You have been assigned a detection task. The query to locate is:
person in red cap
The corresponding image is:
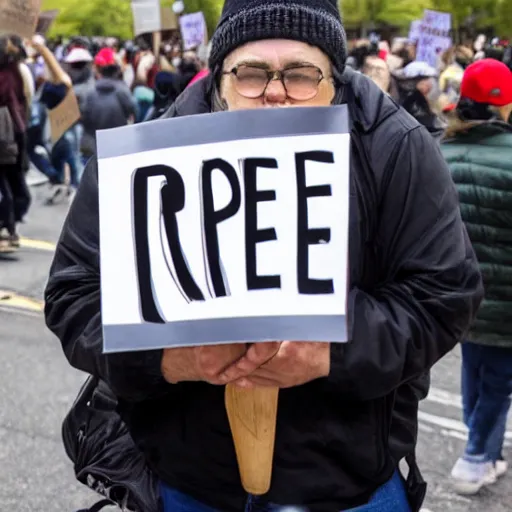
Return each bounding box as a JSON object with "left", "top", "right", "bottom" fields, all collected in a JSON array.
[
  {"left": 441, "top": 58, "right": 512, "bottom": 495},
  {"left": 93, "top": 47, "right": 117, "bottom": 69},
  {"left": 80, "top": 47, "right": 136, "bottom": 161}
]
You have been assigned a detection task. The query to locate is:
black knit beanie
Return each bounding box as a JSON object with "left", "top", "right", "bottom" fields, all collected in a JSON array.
[{"left": 209, "top": 0, "right": 347, "bottom": 73}]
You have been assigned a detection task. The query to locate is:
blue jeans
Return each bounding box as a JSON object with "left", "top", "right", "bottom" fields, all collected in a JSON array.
[
  {"left": 160, "top": 470, "right": 410, "bottom": 512},
  {"left": 51, "top": 127, "right": 83, "bottom": 188},
  {"left": 462, "top": 342, "right": 512, "bottom": 461},
  {"left": 26, "top": 126, "right": 61, "bottom": 184}
]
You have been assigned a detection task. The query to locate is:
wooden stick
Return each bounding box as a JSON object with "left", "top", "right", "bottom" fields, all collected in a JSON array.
[{"left": 225, "top": 384, "right": 279, "bottom": 495}]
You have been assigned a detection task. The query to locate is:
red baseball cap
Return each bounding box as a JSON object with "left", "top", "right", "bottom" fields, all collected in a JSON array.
[
  {"left": 94, "top": 47, "right": 116, "bottom": 67},
  {"left": 460, "top": 58, "right": 512, "bottom": 106}
]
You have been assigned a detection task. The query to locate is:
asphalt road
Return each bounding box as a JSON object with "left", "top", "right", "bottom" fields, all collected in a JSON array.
[{"left": 0, "top": 173, "right": 510, "bottom": 511}]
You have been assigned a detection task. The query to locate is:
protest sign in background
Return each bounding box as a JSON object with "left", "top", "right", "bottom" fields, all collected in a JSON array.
[
  {"left": 408, "top": 20, "right": 422, "bottom": 42},
  {"left": 416, "top": 9, "right": 452, "bottom": 68},
  {"left": 131, "top": 0, "right": 177, "bottom": 36},
  {"left": 179, "top": 11, "right": 207, "bottom": 51},
  {"left": 36, "top": 9, "right": 59, "bottom": 36},
  {"left": 131, "top": 0, "right": 160, "bottom": 36},
  {"left": 0, "top": 0, "right": 42, "bottom": 39},
  {"left": 97, "top": 107, "right": 351, "bottom": 353},
  {"left": 48, "top": 90, "right": 81, "bottom": 144}
]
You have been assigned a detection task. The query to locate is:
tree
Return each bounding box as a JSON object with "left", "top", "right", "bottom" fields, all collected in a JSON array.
[
  {"left": 43, "top": 0, "right": 133, "bottom": 38},
  {"left": 340, "top": 0, "right": 432, "bottom": 32},
  {"left": 429, "top": 0, "right": 512, "bottom": 35},
  {"left": 493, "top": 0, "right": 512, "bottom": 37},
  {"left": 44, "top": 0, "right": 224, "bottom": 40}
]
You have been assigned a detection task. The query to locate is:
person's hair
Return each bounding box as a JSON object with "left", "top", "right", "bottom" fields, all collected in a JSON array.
[
  {"left": 98, "top": 64, "right": 121, "bottom": 79},
  {"left": 69, "top": 61, "right": 90, "bottom": 71},
  {"left": 444, "top": 97, "right": 500, "bottom": 138},
  {"left": 395, "top": 48, "right": 413, "bottom": 67},
  {"left": 347, "top": 43, "right": 378, "bottom": 71},
  {"left": 484, "top": 47, "right": 504, "bottom": 62},
  {"left": 0, "top": 35, "right": 23, "bottom": 67},
  {"left": 456, "top": 97, "right": 497, "bottom": 121}
]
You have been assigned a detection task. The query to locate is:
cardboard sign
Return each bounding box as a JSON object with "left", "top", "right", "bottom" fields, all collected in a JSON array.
[
  {"left": 0, "top": 0, "right": 42, "bottom": 39},
  {"left": 36, "top": 9, "right": 59, "bottom": 35},
  {"left": 97, "top": 107, "right": 351, "bottom": 353},
  {"left": 416, "top": 9, "right": 452, "bottom": 67},
  {"left": 180, "top": 11, "right": 207, "bottom": 51},
  {"left": 48, "top": 89, "right": 80, "bottom": 144},
  {"left": 160, "top": 5, "right": 178, "bottom": 31}
]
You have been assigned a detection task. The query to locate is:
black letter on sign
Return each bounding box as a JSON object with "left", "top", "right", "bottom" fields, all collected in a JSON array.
[
  {"left": 133, "top": 165, "right": 204, "bottom": 324},
  {"left": 244, "top": 158, "right": 281, "bottom": 290},
  {"left": 295, "top": 151, "right": 335, "bottom": 295},
  {"left": 201, "top": 158, "right": 241, "bottom": 298}
]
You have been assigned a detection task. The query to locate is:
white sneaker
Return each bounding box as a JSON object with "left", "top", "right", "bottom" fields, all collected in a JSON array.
[
  {"left": 495, "top": 459, "right": 508, "bottom": 478},
  {"left": 451, "top": 457, "right": 497, "bottom": 495}
]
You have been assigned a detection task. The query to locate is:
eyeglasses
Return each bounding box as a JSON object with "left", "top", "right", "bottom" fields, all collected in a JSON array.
[{"left": 222, "top": 64, "right": 326, "bottom": 101}]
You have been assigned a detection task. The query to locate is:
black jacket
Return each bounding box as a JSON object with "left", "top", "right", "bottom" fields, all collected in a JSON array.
[
  {"left": 81, "top": 78, "right": 136, "bottom": 156},
  {"left": 45, "top": 71, "right": 483, "bottom": 512}
]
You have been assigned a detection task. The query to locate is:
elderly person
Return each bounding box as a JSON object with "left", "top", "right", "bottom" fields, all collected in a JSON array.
[{"left": 45, "top": 1, "right": 483, "bottom": 511}]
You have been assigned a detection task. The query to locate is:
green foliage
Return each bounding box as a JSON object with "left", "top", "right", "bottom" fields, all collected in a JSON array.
[
  {"left": 43, "top": 0, "right": 224, "bottom": 40},
  {"left": 43, "top": 0, "right": 133, "bottom": 39},
  {"left": 339, "top": 0, "right": 432, "bottom": 27},
  {"left": 41, "top": 0, "right": 511, "bottom": 40}
]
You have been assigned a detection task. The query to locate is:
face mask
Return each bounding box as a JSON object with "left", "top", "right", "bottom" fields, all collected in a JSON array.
[{"left": 172, "top": 57, "right": 182, "bottom": 68}]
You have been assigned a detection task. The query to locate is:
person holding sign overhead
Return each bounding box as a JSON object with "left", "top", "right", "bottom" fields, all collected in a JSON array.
[{"left": 45, "top": 1, "right": 483, "bottom": 511}]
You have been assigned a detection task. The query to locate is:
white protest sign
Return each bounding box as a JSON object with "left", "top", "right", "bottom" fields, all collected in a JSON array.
[
  {"left": 131, "top": 0, "right": 160, "bottom": 36},
  {"left": 97, "top": 108, "right": 350, "bottom": 353},
  {"left": 416, "top": 9, "right": 452, "bottom": 68},
  {"left": 179, "top": 11, "right": 207, "bottom": 50},
  {"left": 408, "top": 20, "right": 422, "bottom": 42}
]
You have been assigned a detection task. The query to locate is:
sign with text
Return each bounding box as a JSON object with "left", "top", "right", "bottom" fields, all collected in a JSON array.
[
  {"left": 48, "top": 89, "right": 81, "bottom": 144},
  {"left": 416, "top": 9, "right": 452, "bottom": 68},
  {"left": 131, "top": 0, "right": 160, "bottom": 36},
  {"left": 180, "top": 11, "right": 207, "bottom": 51},
  {"left": 97, "top": 108, "right": 351, "bottom": 353},
  {"left": 0, "top": 0, "right": 42, "bottom": 39},
  {"left": 408, "top": 20, "right": 422, "bottom": 42}
]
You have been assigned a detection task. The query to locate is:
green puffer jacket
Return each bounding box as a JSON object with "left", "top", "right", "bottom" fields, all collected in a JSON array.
[{"left": 442, "top": 121, "right": 512, "bottom": 348}]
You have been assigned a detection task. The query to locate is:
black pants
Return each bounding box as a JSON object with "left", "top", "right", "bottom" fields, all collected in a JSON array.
[{"left": 0, "top": 132, "right": 31, "bottom": 234}]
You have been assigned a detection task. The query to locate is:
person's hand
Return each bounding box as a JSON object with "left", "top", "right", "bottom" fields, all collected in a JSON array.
[
  {"left": 227, "top": 342, "right": 331, "bottom": 389},
  {"left": 161, "top": 344, "right": 247, "bottom": 384},
  {"left": 32, "top": 34, "right": 46, "bottom": 50}
]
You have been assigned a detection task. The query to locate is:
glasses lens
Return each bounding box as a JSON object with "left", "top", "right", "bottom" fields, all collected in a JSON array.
[
  {"left": 283, "top": 67, "right": 322, "bottom": 100},
  {"left": 234, "top": 66, "right": 269, "bottom": 98}
]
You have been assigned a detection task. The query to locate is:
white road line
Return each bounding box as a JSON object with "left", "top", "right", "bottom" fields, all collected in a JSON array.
[
  {"left": 418, "top": 410, "right": 512, "bottom": 442},
  {"left": 426, "top": 387, "right": 462, "bottom": 409}
]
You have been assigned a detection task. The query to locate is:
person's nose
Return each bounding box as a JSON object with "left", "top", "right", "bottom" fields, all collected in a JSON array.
[{"left": 264, "top": 78, "right": 287, "bottom": 104}]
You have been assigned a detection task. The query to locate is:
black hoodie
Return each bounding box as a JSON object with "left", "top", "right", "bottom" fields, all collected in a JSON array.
[{"left": 45, "top": 71, "right": 483, "bottom": 512}]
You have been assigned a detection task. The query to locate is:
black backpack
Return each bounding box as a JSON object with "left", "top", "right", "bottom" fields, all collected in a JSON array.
[
  {"left": 62, "top": 376, "right": 161, "bottom": 512},
  {"left": 0, "top": 105, "right": 18, "bottom": 165}
]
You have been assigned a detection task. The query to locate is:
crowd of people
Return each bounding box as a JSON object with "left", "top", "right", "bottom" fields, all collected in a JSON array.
[
  {"left": 1, "top": 5, "right": 512, "bottom": 509},
  {"left": 350, "top": 34, "right": 512, "bottom": 496},
  {"left": 0, "top": 33, "right": 210, "bottom": 253}
]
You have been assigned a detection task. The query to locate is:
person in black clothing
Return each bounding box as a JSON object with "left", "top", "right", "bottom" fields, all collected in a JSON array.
[
  {"left": 44, "top": 1, "right": 483, "bottom": 511},
  {"left": 0, "top": 35, "right": 31, "bottom": 252}
]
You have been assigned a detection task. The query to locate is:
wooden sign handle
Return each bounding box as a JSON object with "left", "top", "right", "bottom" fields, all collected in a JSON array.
[{"left": 225, "top": 384, "right": 279, "bottom": 495}]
